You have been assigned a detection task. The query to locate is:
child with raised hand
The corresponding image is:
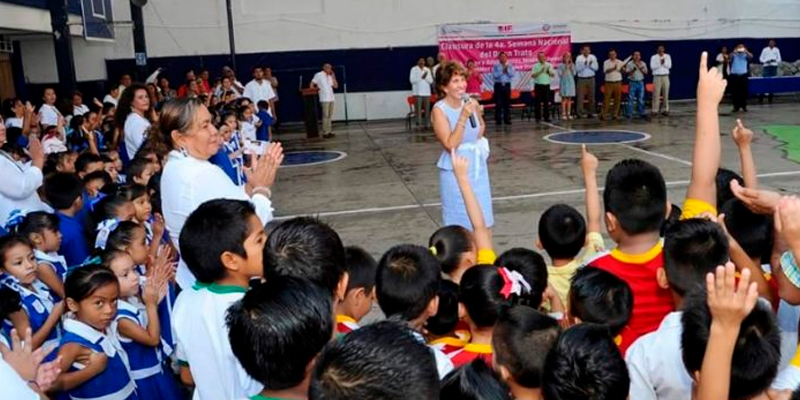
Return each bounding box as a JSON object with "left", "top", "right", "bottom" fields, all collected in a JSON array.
[
  {"left": 448, "top": 265, "right": 530, "bottom": 368},
  {"left": 492, "top": 305, "right": 561, "bottom": 400},
  {"left": 428, "top": 151, "right": 496, "bottom": 284},
  {"left": 335, "top": 246, "right": 377, "bottom": 335},
  {"left": 16, "top": 211, "right": 68, "bottom": 299},
  {"left": 0, "top": 235, "right": 65, "bottom": 360},
  {"left": 55, "top": 265, "right": 139, "bottom": 400},
  {"left": 626, "top": 218, "right": 730, "bottom": 400},
  {"left": 104, "top": 249, "right": 182, "bottom": 400},
  {"left": 687, "top": 263, "right": 778, "bottom": 400},
  {"left": 540, "top": 145, "right": 605, "bottom": 308}
]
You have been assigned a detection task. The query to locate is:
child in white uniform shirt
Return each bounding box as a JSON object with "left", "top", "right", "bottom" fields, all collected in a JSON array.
[
  {"left": 172, "top": 199, "right": 266, "bottom": 400},
  {"left": 626, "top": 219, "right": 729, "bottom": 400}
]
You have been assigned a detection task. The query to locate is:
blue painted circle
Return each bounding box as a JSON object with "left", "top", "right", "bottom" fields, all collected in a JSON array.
[
  {"left": 544, "top": 130, "right": 650, "bottom": 145},
  {"left": 281, "top": 151, "right": 347, "bottom": 167}
]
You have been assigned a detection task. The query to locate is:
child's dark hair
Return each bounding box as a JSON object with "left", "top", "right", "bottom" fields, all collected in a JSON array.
[
  {"left": 126, "top": 157, "right": 151, "bottom": 180},
  {"left": 227, "top": 276, "right": 333, "bottom": 391},
  {"left": 180, "top": 199, "right": 256, "bottom": 283},
  {"left": 344, "top": 246, "right": 377, "bottom": 293},
  {"left": 538, "top": 204, "right": 586, "bottom": 260},
  {"left": 119, "top": 184, "right": 148, "bottom": 203},
  {"left": 309, "top": 321, "right": 439, "bottom": 400},
  {"left": 603, "top": 159, "right": 667, "bottom": 235},
  {"left": 44, "top": 151, "right": 71, "bottom": 175},
  {"left": 375, "top": 244, "right": 441, "bottom": 320},
  {"left": 0, "top": 235, "right": 33, "bottom": 267},
  {"left": 681, "top": 290, "right": 780, "bottom": 400},
  {"left": 147, "top": 173, "right": 162, "bottom": 214},
  {"left": 568, "top": 266, "right": 633, "bottom": 336},
  {"left": 44, "top": 172, "right": 84, "bottom": 210},
  {"left": 0, "top": 287, "right": 22, "bottom": 321},
  {"left": 664, "top": 219, "right": 729, "bottom": 297},
  {"left": 257, "top": 100, "right": 270, "bottom": 110},
  {"left": 264, "top": 217, "right": 346, "bottom": 295},
  {"left": 75, "top": 152, "right": 103, "bottom": 174},
  {"left": 64, "top": 264, "right": 119, "bottom": 303},
  {"left": 86, "top": 193, "right": 133, "bottom": 242},
  {"left": 16, "top": 211, "right": 60, "bottom": 240},
  {"left": 493, "top": 305, "right": 561, "bottom": 389},
  {"left": 719, "top": 199, "right": 773, "bottom": 262},
  {"left": 105, "top": 221, "right": 143, "bottom": 252},
  {"left": 460, "top": 265, "right": 522, "bottom": 328},
  {"left": 440, "top": 359, "right": 512, "bottom": 400},
  {"left": 425, "top": 279, "right": 460, "bottom": 336},
  {"left": 495, "top": 248, "right": 547, "bottom": 307},
  {"left": 83, "top": 170, "right": 112, "bottom": 188},
  {"left": 429, "top": 225, "right": 473, "bottom": 275},
  {"left": 660, "top": 203, "right": 682, "bottom": 237},
  {"left": 542, "top": 324, "right": 630, "bottom": 400},
  {"left": 716, "top": 168, "right": 744, "bottom": 210},
  {"left": 100, "top": 248, "right": 131, "bottom": 269}
]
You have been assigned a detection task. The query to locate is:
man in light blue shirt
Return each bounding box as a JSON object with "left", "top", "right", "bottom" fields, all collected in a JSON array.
[
  {"left": 492, "top": 52, "right": 516, "bottom": 125},
  {"left": 729, "top": 43, "right": 753, "bottom": 112}
]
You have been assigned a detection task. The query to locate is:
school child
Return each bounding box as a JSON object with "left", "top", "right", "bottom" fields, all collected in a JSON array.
[
  {"left": 335, "top": 246, "right": 377, "bottom": 335},
  {"left": 310, "top": 321, "right": 440, "bottom": 400},
  {"left": 16, "top": 211, "right": 68, "bottom": 299},
  {"left": 55, "top": 265, "right": 139, "bottom": 400},
  {"left": 173, "top": 199, "right": 266, "bottom": 399},
  {"left": 227, "top": 276, "right": 334, "bottom": 400},
  {"left": 0, "top": 235, "right": 64, "bottom": 360},
  {"left": 493, "top": 305, "right": 561, "bottom": 400},
  {"left": 103, "top": 249, "right": 182, "bottom": 400}
]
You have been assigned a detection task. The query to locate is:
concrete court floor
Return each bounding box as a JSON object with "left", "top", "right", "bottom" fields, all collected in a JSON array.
[{"left": 269, "top": 101, "right": 800, "bottom": 261}]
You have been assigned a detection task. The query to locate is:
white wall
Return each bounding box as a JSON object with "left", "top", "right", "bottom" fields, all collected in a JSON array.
[{"left": 131, "top": 0, "right": 800, "bottom": 58}]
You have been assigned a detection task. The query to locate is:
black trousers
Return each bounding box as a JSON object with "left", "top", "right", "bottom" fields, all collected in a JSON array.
[
  {"left": 534, "top": 84, "right": 551, "bottom": 121},
  {"left": 730, "top": 74, "right": 749, "bottom": 110},
  {"left": 494, "top": 83, "right": 512, "bottom": 123}
]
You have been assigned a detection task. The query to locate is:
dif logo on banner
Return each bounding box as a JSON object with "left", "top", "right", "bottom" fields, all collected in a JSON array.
[{"left": 438, "top": 23, "right": 572, "bottom": 92}]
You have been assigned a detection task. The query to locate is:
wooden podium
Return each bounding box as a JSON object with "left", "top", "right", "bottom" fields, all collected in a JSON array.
[{"left": 301, "top": 87, "right": 320, "bottom": 138}]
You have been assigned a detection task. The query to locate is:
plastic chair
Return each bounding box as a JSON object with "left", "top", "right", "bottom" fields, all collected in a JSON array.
[{"left": 405, "top": 95, "right": 416, "bottom": 131}]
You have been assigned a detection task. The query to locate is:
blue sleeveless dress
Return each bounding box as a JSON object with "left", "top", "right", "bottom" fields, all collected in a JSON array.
[
  {"left": 435, "top": 100, "right": 494, "bottom": 229},
  {"left": 60, "top": 318, "right": 139, "bottom": 400},
  {"left": 0, "top": 275, "right": 60, "bottom": 362},
  {"left": 34, "top": 249, "right": 68, "bottom": 299},
  {"left": 116, "top": 299, "right": 182, "bottom": 400}
]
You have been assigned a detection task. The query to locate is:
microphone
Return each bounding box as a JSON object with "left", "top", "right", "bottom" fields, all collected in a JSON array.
[{"left": 462, "top": 94, "right": 477, "bottom": 129}]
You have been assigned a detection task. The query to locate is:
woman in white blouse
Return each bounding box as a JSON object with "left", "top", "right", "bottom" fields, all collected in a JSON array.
[
  {"left": 0, "top": 120, "right": 48, "bottom": 226},
  {"left": 115, "top": 83, "right": 153, "bottom": 161},
  {"left": 157, "top": 98, "right": 283, "bottom": 288}
]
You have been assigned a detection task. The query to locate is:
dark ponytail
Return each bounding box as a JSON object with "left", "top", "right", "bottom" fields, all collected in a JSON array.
[{"left": 429, "top": 226, "right": 473, "bottom": 275}]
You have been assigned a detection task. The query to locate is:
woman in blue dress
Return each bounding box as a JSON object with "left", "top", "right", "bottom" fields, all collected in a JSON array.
[
  {"left": 432, "top": 61, "right": 493, "bottom": 232},
  {"left": 558, "top": 52, "right": 577, "bottom": 120}
]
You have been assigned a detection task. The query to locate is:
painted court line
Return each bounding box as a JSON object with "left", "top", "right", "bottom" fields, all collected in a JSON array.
[
  {"left": 618, "top": 144, "right": 693, "bottom": 166},
  {"left": 274, "top": 170, "right": 800, "bottom": 220}
]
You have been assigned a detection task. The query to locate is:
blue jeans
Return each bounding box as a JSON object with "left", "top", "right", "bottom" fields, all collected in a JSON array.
[
  {"left": 627, "top": 81, "right": 646, "bottom": 117},
  {"left": 763, "top": 66, "right": 778, "bottom": 78}
]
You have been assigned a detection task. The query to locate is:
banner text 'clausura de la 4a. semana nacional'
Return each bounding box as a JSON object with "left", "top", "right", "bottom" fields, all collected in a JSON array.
[{"left": 438, "top": 23, "right": 572, "bottom": 92}]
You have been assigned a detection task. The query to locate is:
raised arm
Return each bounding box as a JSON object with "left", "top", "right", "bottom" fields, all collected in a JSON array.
[
  {"left": 451, "top": 150, "right": 492, "bottom": 254},
  {"left": 581, "top": 145, "right": 602, "bottom": 234},
  {"left": 731, "top": 119, "right": 757, "bottom": 189},
  {"left": 696, "top": 264, "right": 759, "bottom": 400},
  {"left": 686, "top": 52, "right": 726, "bottom": 211}
]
